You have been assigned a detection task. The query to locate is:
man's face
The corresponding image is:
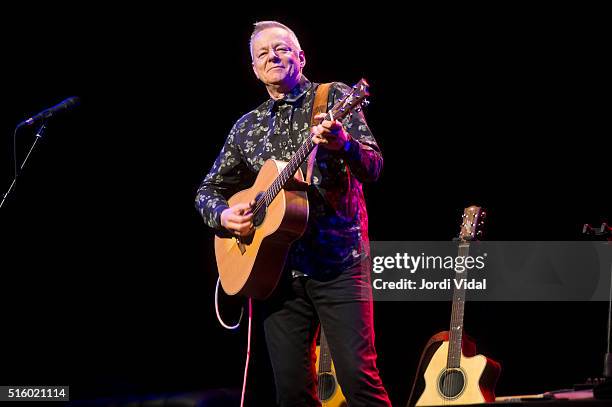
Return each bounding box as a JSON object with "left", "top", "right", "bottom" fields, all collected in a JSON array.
[{"left": 251, "top": 27, "right": 305, "bottom": 90}]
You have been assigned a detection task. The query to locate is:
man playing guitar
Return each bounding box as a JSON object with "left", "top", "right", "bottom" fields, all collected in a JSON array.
[{"left": 195, "top": 21, "right": 390, "bottom": 407}]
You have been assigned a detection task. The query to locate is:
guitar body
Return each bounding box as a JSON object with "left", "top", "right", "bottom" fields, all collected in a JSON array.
[
  {"left": 214, "top": 159, "right": 308, "bottom": 299},
  {"left": 414, "top": 332, "right": 500, "bottom": 406},
  {"left": 315, "top": 345, "right": 347, "bottom": 407}
]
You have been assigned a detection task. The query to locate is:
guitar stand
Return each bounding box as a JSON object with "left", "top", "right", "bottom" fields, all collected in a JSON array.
[{"left": 583, "top": 223, "right": 612, "bottom": 240}]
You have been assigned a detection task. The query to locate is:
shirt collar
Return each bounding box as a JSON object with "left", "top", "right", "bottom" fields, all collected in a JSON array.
[{"left": 268, "top": 76, "right": 312, "bottom": 111}]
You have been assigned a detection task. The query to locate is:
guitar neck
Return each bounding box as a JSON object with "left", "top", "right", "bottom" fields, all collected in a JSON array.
[
  {"left": 447, "top": 242, "right": 470, "bottom": 369},
  {"left": 262, "top": 136, "right": 316, "bottom": 207},
  {"left": 318, "top": 327, "right": 333, "bottom": 374}
]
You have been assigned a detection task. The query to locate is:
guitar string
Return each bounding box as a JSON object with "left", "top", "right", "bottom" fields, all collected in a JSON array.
[
  {"left": 445, "top": 241, "right": 463, "bottom": 403},
  {"left": 318, "top": 327, "right": 321, "bottom": 401},
  {"left": 319, "top": 327, "right": 337, "bottom": 405},
  {"left": 447, "top": 272, "right": 458, "bottom": 404},
  {"left": 448, "top": 244, "right": 464, "bottom": 403},
  {"left": 318, "top": 330, "right": 323, "bottom": 402},
  {"left": 320, "top": 328, "right": 327, "bottom": 403},
  {"left": 325, "top": 332, "right": 331, "bottom": 404},
  {"left": 453, "top": 243, "right": 464, "bottom": 402},
  {"left": 325, "top": 330, "right": 331, "bottom": 403},
  {"left": 459, "top": 242, "right": 471, "bottom": 399},
  {"left": 449, "top": 233, "right": 469, "bottom": 402},
  {"left": 321, "top": 329, "right": 324, "bottom": 402},
  {"left": 447, "top": 252, "right": 459, "bottom": 404},
  {"left": 449, "top": 244, "right": 460, "bottom": 403},
  {"left": 449, "top": 242, "right": 469, "bottom": 402}
]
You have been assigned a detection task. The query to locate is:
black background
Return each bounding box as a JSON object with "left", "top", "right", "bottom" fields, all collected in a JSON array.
[{"left": 1, "top": 5, "right": 609, "bottom": 406}]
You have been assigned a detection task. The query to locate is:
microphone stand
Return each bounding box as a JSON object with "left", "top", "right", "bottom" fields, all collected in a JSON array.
[
  {"left": 589, "top": 263, "right": 612, "bottom": 399},
  {"left": 594, "top": 263, "right": 612, "bottom": 399},
  {"left": 0, "top": 121, "right": 47, "bottom": 210},
  {"left": 605, "top": 262, "right": 612, "bottom": 377},
  {"left": 583, "top": 222, "right": 612, "bottom": 399}
]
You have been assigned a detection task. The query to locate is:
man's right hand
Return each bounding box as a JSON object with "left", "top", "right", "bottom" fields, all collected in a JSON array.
[{"left": 220, "top": 200, "right": 256, "bottom": 236}]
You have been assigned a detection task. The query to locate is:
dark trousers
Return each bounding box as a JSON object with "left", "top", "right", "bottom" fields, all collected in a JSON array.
[{"left": 260, "top": 259, "right": 391, "bottom": 407}]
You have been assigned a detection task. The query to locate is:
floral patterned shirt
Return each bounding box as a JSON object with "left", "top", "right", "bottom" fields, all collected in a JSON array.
[{"left": 195, "top": 77, "right": 382, "bottom": 277}]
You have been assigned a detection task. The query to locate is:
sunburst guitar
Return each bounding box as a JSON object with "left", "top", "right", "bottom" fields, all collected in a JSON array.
[
  {"left": 316, "top": 328, "right": 347, "bottom": 407},
  {"left": 411, "top": 206, "right": 501, "bottom": 406}
]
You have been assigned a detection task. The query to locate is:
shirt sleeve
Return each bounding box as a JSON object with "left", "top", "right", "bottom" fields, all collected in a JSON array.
[
  {"left": 330, "top": 82, "right": 383, "bottom": 183},
  {"left": 194, "top": 123, "right": 252, "bottom": 230}
]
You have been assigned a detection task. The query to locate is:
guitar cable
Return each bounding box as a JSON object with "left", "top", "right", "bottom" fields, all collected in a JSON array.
[
  {"left": 214, "top": 277, "right": 244, "bottom": 330},
  {"left": 214, "top": 277, "right": 252, "bottom": 407}
]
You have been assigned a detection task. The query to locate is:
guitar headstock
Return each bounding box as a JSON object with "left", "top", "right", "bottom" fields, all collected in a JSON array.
[
  {"left": 329, "top": 78, "right": 370, "bottom": 121},
  {"left": 458, "top": 205, "right": 486, "bottom": 241}
]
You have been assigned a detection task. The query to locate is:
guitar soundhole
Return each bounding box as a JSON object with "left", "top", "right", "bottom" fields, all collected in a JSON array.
[
  {"left": 318, "top": 373, "right": 337, "bottom": 401},
  {"left": 252, "top": 192, "right": 266, "bottom": 227},
  {"left": 438, "top": 368, "right": 465, "bottom": 399}
]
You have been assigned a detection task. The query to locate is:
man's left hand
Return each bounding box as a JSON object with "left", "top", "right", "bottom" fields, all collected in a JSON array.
[{"left": 311, "top": 112, "right": 350, "bottom": 151}]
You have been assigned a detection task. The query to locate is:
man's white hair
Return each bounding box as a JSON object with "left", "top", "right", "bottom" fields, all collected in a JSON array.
[{"left": 249, "top": 21, "right": 301, "bottom": 60}]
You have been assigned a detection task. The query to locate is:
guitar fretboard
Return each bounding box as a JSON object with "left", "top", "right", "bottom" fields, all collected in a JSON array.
[
  {"left": 447, "top": 242, "right": 470, "bottom": 369},
  {"left": 263, "top": 133, "right": 317, "bottom": 206},
  {"left": 318, "top": 327, "right": 333, "bottom": 374}
]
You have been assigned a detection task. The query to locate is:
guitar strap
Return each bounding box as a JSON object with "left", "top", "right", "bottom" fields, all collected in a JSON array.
[{"left": 305, "top": 82, "right": 332, "bottom": 185}]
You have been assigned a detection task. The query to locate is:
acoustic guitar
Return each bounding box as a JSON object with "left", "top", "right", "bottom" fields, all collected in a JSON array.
[
  {"left": 411, "top": 205, "right": 501, "bottom": 406},
  {"left": 214, "top": 79, "right": 370, "bottom": 299},
  {"left": 316, "top": 328, "right": 347, "bottom": 406}
]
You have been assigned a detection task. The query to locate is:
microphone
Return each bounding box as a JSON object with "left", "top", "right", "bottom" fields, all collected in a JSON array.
[{"left": 17, "top": 96, "right": 80, "bottom": 128}]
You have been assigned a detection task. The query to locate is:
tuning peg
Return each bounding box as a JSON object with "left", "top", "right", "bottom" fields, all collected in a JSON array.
[{"left": 363, "top": 99, "right": 370, "bottom": 106}]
